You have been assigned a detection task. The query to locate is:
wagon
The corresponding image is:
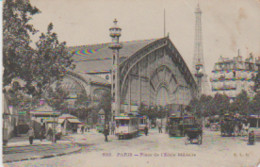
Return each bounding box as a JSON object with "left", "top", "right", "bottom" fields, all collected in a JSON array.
[{"left": 185, "top": 127, "right": 203, "bottom": 145}]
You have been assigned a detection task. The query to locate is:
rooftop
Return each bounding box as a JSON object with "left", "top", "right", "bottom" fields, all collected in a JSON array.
[{"left": 68, "top": 39, "right": 159, "bottom": 73}]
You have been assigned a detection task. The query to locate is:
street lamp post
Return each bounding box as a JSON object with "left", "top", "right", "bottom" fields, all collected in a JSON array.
[
  {"left": 255, "top": 59, "right": 260, "bottom": 128},
  {"left": 195, "top": 64, "right": 204, "bottom": 98},
  {"left": 52, "top": 115, "right": 56, "bottom": 143},
  {"left": 109, "top": 19, "right": 122, "bottom": 122},
  {"left": 195, "top": 64, "right": 204, "bottom": 118}
]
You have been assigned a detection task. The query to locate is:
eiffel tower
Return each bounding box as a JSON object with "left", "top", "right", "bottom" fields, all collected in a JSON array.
[{"left": 193, "top": 3, "right": 210, "bottom": 95}]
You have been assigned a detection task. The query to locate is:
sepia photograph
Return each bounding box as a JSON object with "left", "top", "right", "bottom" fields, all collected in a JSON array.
[{"left": 1, "top": 0, "right": 260, "bottom": 166}]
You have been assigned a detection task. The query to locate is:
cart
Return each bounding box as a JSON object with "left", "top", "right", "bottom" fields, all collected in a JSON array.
[{"left": 185, "top": 127, "right": 203, "bottom": 145}]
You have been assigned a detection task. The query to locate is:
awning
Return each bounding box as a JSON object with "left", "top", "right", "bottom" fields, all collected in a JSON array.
[
  {"left": 58, "top": 119, "right": 65, "bottom": 124},
  {"left": 58, "top": 114, "right": 77, "bottom": 119},
  {"left": 68, "top": 118, "right": 81, "bottom": 124}
]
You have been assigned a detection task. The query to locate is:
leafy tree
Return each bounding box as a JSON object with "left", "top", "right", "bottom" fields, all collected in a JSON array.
[
  {"left": 230, "top": 90, "right": 249, "bottom": 115},
  {"left": 5, "top": 82, "right": 39, "bottom": 116},
  {"left": 157, "top": 105, "right": 167, "bottom": 119},
  {"left": 46, "top": 82, "right": 69, "bottom": 113},
  {"left": 188, "top": 97, "right": 200, "bottom": 116},
  {"left": 32, "top": 23, "right": 74, "bottom": 96},
  {"left": 3, "top": 0, "right": 39, "bottom": 88},
  {"left": 249, "top": 92, "right": 260, "bottom": 115},
  {"left": 188, "top": 94, "right": 229, "bottom": 117},
  {"left": 74, "top": 91, "right": 91, "bottom": 121},
  {"left": 199, "top": 95, "right": 214, "bottom": 117},
  {"left": 3, "top": 0, "right": 74, "bottom": 98},
  {"left": 98, "top": 91, "right": 112, "bottom": 123},
  {"left": 138, "top": 102, "right": 148, "bottom": 116},
  {"left": 211, "top": 93, "right": 230, "bottom": 115}
]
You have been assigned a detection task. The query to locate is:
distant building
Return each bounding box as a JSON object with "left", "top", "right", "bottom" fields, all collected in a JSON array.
[{"left": 210, "top": 52, "right": 259, "bottom": 100}]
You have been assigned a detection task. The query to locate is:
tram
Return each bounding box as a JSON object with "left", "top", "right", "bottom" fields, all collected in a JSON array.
[
  {"left": 168, "top": 114, "right": 199, "bottom": 137},
  {"left": 30, "top": 110, "right": 60, "bottom": 139},
  {"left": 138, "top": 115, "right": 148, "bottom": 131},
  {"left": 168, "top": 115, "right": 183, "bottom": 136},
  {"left": 115, "top": 113, "right": 139, "bottom": 139},
  {"left": 220, "top": 114, "right": 234, "bottom": 136}
]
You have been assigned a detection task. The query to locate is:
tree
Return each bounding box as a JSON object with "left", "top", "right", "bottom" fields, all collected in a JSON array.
[
  {"left": 210, "top": 93, "right": 230, "bottom": 115},
  {"left": 199, "top": 95, "right": 214, "bottom": 117},
  {"left": 188, "top": 93, "right": 229, "bottom": 117},
  {"left": 98, "top": 91, "right": 112, "bottom": 123},
  {"left": 74, "top": 91, "right": 91, "bottom": 121},
  {"left": 249, "top": 92, "right": 260, "bottom": 115},
  {"left": 3, "top": 0, "right": 39, "bottom": 88},
  {"left": 3, "top": 0, "right": 74, "bottom": 98},
  {"left": 157, "top": 105, "right": 167, "bottom": 119},
  {"left": 138, "top": 102, "right": 148, "bottom": 116},
  {"left": 5, "top": 82, "right": 39, "bottom": 116},
  {"left": 188, "top": 97, "right": 200, "bottom": 116},
  {"left": 46, "top": 83, "right": 69, "bottom": 113},
  {"left": 230, "top": 90, "right": 249, "bottom": 115},
  {"left": 188, "top": 95, "right": 213, "bottom": 117},
  {"left": 32, "top": 23, "right": 74, "bottom": 96}
]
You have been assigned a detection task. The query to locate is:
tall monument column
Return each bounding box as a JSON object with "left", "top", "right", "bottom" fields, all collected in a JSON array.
[{"left": 109, "top": 19, "right": 122, "bottom": 120}]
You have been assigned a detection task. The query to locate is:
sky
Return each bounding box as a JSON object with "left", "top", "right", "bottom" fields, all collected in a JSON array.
[{"left": 29, "top": 0, "right": 260, "bottom": 78}]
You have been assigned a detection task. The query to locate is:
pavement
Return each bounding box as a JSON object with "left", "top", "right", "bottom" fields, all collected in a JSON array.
[
  {"left": 3, "top": 128, "right": 260, "bottom": 167},
  {"left": 2, "top": 134, "right": 82, "bottom": 163}
]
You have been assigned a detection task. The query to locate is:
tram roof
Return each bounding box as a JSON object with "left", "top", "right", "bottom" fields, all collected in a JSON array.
[
  {"left": 115, "top": 115, "right": 138, "bottom": 120},
  {"left": 115, "top": 116, "right": 131, "bottom": 120},
  {"left": 68, "top": 38, "right": 159, "bottom": 74}
]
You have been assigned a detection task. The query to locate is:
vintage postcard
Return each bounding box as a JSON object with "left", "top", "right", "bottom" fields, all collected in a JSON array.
[{"left": 2, "top": 0, "right": 260, "bottom": 167}]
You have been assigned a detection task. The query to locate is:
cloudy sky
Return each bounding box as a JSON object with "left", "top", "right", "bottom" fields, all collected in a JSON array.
[{"left": 30, "top": 0, "right": 260, "bottom": 77}]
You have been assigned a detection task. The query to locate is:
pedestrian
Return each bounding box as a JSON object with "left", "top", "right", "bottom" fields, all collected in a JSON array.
[
  {"left": 81, "top": 125, "right": 84, "bottom": 134},
  {"left": 85, "top": 125, "right": 88, "bottom": 132},
  {"left": 158, "top": 124, "right": 162, "bottom": 133},
  {"left": 104, "top": 124, "right": 109, "bottom": 142},
  {"left": 47, "top": 128, "right": 53, "bottom": 141},
  {"left": 39, "top": 130, "right": 43, "bottom": 142},
  {"left": 144, "top": 125, "right": 148, "bottom": 136},
  {"left": 111, "top": 124, "right": 115, "bottom": 135},
  {"left": 40, "top": 123, "right": 45, "bottom": 142},
  {"left": 28, "top": 127, "right": 34, "bottom": 145}
]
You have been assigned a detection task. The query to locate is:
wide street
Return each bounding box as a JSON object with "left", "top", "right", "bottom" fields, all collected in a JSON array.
[{"left": 3, "top": 128, "right": 260, "bottom": 167}]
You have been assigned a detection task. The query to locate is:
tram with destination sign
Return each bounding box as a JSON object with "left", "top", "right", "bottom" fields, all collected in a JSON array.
[
  {"left": 138, "top": 115, "right": 148, "bottom": 131},
  {"left": 168, "top": 114, "right": 197, "bottom": 136},
  {"left": 115, "top": 113, "right": 139, "bottom": 139},
  {"left": 168, "top": 114, "right": 202, "bottom": 134}
]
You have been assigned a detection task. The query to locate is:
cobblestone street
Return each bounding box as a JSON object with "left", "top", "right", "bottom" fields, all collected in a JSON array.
[{"left": 3, "top": 128, "right": 260, "bottom": 167}]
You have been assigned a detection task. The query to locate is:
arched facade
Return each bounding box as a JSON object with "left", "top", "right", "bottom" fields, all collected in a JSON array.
[
  {"left": 119, "top": 37, "right": 197, "bottom": 112},
  {"left": 52, "top": 71, "right": 110, "bottom": 107},
  {"left": 69, "top": 37, "right": 198, "bottom": 113}
]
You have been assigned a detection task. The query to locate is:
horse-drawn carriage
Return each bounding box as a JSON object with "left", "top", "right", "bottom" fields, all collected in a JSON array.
[
  {"left": 220, "top": 114, "right": 246, "bottom": 137},
  {"left": 184, "top": 117, "right": 203, "bottom": 145},
  {"left": 185, "top": 126, "right": 203, "bottom": 145}
]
